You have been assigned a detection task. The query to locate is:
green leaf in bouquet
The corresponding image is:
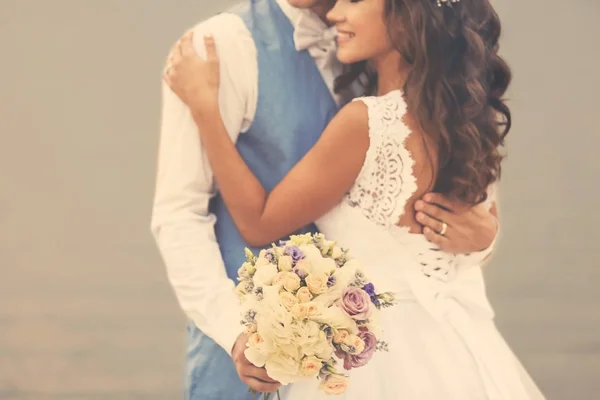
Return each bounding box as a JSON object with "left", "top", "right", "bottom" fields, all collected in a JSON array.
[{"left": 245, "top": 247, "right": 257, "bottom": 265}]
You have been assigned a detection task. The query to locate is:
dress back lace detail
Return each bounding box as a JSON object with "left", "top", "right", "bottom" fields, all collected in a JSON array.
[
  {"left": 345, "top": 90, "right": 463, "bottom": 282},
  {"left": 346, "top": 90, "right": 418, "bottom": 229}
]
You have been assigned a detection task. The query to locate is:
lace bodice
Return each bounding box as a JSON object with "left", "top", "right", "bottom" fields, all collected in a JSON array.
[
  {"left": 317, "top": 90, "right": 493, "bottom": 289},
  {"left": 345, "top": 90, "right": 417, "bottom": 229}
]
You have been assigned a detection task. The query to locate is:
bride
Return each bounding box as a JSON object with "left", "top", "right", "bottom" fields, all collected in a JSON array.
[{"left": 164, "top": 0, "right": 545, "bottom": 398}]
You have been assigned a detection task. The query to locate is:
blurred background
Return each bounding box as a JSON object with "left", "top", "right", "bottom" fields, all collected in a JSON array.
[{"left": 1, "top": 0, "right": 598, "bottom": 399}]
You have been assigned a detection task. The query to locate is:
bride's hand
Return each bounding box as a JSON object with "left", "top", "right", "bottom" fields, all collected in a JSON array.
[{"left": 163, "top": 31, "right": 220, "bottom": 118}]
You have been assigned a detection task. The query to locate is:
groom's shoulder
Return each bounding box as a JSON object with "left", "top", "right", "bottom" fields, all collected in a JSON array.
[
  {"left": 170, "top": 12, "right": 256, "bottom": 68},
  {"left": 188, "top": 12, "right": 251, "bottom": 44}
]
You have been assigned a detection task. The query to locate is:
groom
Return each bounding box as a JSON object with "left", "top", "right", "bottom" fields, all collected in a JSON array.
[{"left": 151, "top": 0, "right": 499, "bottom": 399}]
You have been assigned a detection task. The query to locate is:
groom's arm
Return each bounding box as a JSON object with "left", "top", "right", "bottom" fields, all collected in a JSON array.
[{"left": 151, "top": 16, "right": 257, "bottom": 355}]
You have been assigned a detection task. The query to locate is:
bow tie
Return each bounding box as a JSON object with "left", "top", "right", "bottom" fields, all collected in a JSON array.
[{"left": 293, "top": 12, "right": 337, "bottom": 57}]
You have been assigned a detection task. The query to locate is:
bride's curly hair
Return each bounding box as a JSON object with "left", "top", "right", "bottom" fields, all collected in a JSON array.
[{"left": 335, "top": 0, "right": 511, "bottom": 205}]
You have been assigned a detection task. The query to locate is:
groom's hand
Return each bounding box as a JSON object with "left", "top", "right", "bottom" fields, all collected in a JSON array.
[
  {"left": 232, "top": 333, "right": 282, "bottom": 393},
  {"left": 415, "top": 193, "right": 498, "bottom": 254}
]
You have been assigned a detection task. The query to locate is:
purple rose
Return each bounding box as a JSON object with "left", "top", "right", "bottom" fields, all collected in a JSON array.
[
  {"left": 343, "top": 328, "right": 377, "bottom": 370},
  {"left": 284, "top": 245, "right": 305, "bottom": 265},
  {"left": 340, "top": 287, "right": 372, "bottom": 320}
]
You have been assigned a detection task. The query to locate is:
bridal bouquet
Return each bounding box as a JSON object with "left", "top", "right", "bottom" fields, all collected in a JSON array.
[{"left": 235, "top": 233, "right": 396, "bottom": 397}]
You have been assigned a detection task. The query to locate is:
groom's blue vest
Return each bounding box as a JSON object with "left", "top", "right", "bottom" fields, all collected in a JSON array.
[{"left": 185, "top": 1, "right": 339, "bottom": 399}]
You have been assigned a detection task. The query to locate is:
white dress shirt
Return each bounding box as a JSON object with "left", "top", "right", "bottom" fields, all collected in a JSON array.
[{"left": 151, "top": 1, "right": 341, "bottom": 355}]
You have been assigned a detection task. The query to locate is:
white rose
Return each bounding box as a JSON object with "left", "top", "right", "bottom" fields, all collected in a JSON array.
[
  {"left": 330, "top": 259, "right": 360, "bottom": 289},
  {"left": 300, "top": 244, "right": 323, "bottom": 262},
  {"left": 253, "top": 264, "right": 278, "bottom": 286},
  {"left": 294, "top": 260, "right": 313, "bottom": 277},
  {"left": 305, "top": 273, "right": 329, "bottom": 295},
  {"left": 312, "top": 257, "right": 336, "bottom": 276},
  {"left": 278, "top": 255, "right": 293, "bottom": 272},
  {"left": 245, "top": 347, "right": 268, "bottom": 368},
  {"left": 254, "top": 256, "right": 271, "bottom": 268}
]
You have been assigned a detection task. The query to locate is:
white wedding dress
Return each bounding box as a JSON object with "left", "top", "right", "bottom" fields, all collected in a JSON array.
[{"left": 282, "top": 90, "right": 545, "bottom": 399}]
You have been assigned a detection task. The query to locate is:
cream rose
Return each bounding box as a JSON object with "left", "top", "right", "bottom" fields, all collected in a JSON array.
[
  {"left": 333, "top": 329, "right": 350, "bottom": 344},
  {"left": 283, "top": 272, "right": 301, "bottom": 292},
  {"left": 346, "top": 334, "right": 366, "bottom": 355},
  {"left": 296, "top": 287, "right": 313, "bottom": 303},
  {"left": 279, "top": 291, "right": 299, "bottom": 310},
  {"left": 292, "top": 302, "right": 319, "bottom": 320},
  {"left": 292, "top": 303, "right": 308, "bottom": 319},
  {"left": 305, "top": 273, "right": 329, "bottom": 295},
  {"left": 248, "top": 333, "right": 264, "bottom": 348},
  {"left": 319, "top": 374, "right": 349, "bottom": 395},
  {"left": 306, "top": 302, "right": 320, "bottom": 318},
  {"left": 300, "top": 356, "right": 323, "bottom": 377},
  {"left": 278, "top": 255, "right": 293, "bottom": 272},
  {"left": 272, "top": 271, "right": 286, "bottom": 287}
]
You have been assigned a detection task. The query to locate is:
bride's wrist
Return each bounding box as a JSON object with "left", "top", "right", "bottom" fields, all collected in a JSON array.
[{"left": 191, "top": 101, "right": 221, "bottom": 125}]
